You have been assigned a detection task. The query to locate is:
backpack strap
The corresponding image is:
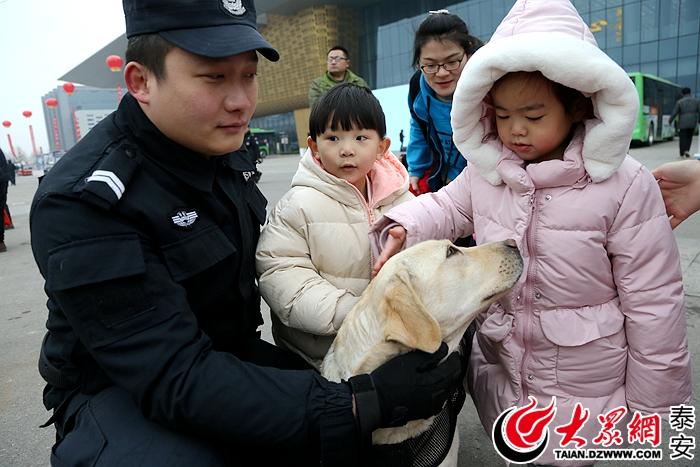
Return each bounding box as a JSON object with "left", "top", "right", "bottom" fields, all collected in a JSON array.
[{"left": 408, "top": 70, "right": 430, "bottom": 144}]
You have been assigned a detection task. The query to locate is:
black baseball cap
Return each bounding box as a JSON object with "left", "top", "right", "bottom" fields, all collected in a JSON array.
[{"left": 123, "top": 0, "right": 279, "bottom": 61}]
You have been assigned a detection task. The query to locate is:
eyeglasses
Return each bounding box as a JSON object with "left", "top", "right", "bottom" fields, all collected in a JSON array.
[
  {"left": 419, "top": 54, "right": 465, "bottom": 74},
  {"left": 327, "top": 56, "right": 349, "bottom": 63}
]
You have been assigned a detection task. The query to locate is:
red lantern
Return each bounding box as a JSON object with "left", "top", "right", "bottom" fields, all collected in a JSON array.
[
  {"left": 46, "top": 98, "right": 58, "bottom": 108},
  {"left": 63, "top": 82, "right": 76, "bottom": 95},
  {"left": 22, "top": 110, "right": 32, "bottom": 118},
  {"left": 106, "top": 55, "right": 123, "bottom": 72},
  {"left": 2, "top": 121, "right": 10, "bottom": 128}
]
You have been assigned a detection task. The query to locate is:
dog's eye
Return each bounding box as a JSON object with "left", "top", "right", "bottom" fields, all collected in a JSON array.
[{"left": 446, "top": 245, "right": 460, "bottom": 258}]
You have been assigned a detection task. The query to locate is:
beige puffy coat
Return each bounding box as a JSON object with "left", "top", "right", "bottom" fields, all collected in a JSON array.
[{"left": 256, "top": 149, "right": 412, "bottom": 367}]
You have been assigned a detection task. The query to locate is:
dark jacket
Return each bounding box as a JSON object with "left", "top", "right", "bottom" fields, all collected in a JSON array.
[
  {"left": 31, "top": 94, "right": 358, "bottom": 464},
  {"left": 0, "top": 151, "right": 11, "bottom": 184},
  {"left": 670, "top": 94, "right": 700, "bottom": 130}
]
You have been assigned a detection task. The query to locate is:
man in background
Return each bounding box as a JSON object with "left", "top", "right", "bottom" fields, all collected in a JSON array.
[
  {"left": 671, "top": 87, "right": 700, "bottom": 158},
  {"left": 0, "top": 148, "right": 12, "bottom": 252},
  {"left": 308, "top": 45, "right": 368, "bottom": 108}
]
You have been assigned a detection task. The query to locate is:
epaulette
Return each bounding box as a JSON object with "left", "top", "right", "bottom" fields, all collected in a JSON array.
[{"left": 77, "top": 140, "right": 142, "bottom": 210}]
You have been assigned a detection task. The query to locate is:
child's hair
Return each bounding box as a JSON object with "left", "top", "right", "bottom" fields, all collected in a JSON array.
[
  {"left": 482, "top": 71, "right": 594, "bottom": 143},
  {"left": 412, "top": 11, "right": 480, "bottom": 67},
  {"left": 309, "top": 83, "right": 387, "bottom": 140}
]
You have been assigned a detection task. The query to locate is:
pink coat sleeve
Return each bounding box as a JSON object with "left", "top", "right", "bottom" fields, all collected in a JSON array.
[
  {"left": 370, "top": 167, "right": 475, "bottom": 254},
  {"left": 606, "top": 166, "right": 692, "bottom": 416}
]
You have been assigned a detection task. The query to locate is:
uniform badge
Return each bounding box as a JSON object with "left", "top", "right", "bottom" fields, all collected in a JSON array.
[
  {"left": 242, "top": 171, "right": 255, "bottom": 182},
  {"left": 171, "top": 209, "right": 198, "bottom": 228},
  {"left": 222, "top": 0, "right": 246, "bottom": 15}
]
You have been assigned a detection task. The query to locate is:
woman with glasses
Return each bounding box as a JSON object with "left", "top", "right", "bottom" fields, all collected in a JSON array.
[{"left": 407, "top": 11, "right": 482, "bottom": 194}]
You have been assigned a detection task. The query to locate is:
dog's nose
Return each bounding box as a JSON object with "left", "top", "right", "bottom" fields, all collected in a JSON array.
[{"left": 504, "top": 239, "right": 517, "bottom": 248}]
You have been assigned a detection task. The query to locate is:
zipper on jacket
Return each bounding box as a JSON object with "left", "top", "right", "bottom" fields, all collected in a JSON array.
[
  {"left": 346, "top": 181, "right": 376, "bottom": 271},
  {"left": 520, "top": 193, "right": 538, "bottom": 401}
]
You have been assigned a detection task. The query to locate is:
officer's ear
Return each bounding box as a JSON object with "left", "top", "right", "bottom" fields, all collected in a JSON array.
[{"left": 125, "top": 62, "right": 152, "bottom": 105}]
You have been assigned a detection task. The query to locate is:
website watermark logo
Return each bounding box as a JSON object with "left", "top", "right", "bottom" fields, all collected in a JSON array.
[
  {"left": 492, "top": 396, "right": 556, "bottom": 464},
  {"left": 491, "top": 397, "right": 696, "bottom": 464}
]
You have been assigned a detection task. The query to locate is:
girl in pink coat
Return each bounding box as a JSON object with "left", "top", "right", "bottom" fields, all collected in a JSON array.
[{"left": 371, "top": 1, "right": 691, "bottom": 465}]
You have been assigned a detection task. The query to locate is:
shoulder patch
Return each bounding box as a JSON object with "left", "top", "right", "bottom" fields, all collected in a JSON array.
[
  {"left": 86, "top": 170, "right": 126, "bottom": 200},
  {"left": 79, "top": 142, "right": 142, "bottom": 210}
]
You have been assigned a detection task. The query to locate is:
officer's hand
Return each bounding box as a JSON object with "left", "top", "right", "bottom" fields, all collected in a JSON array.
[{"left": 348, "top": 343, "right": 461, "bottom": 435}]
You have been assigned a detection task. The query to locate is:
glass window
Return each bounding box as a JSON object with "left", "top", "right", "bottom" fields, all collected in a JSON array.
[
  {"left": 679, "top": 0, "right": 700, "bottom": 35},
  {"left": 392, "top": 55, "right": 403, "bottom": 86},
  {"left": 389, "top": 26, "right": 399, "bottom": 54},
  {"left": 659, "top": 0, "right": 680, "bottom": 39},
  {"left": 591, "top": 0, "right": 606, "bottom": 9},
  {"left": 640, "top": 41, "right": 658, "bottom": 61},
  {"left": 590, "top": 9, "right": 607, "bottom": 48},
  {"left": 626, "top": 63, "right": 641, "bottom": 72},
  {"left": 659, "top": 38, "right": 677, "bottom": 60},
  {"left": 573, "top": 0, "right": 590, "bottom": 12},
  {"left": 678, "top": 34, "right": 699, "bottom": 57},
  {"left": 479, "top": 2, "right": 493, "bottom": 35},
  {"left": 492, "top": 0, "right": 511, "bottom": 23},
  {"left": 643, "top": 77, "right": 657, "bottom": 106},
  {"left": 607, "top": 0, "right": 622, "bottom": 6},
  {"left": 376, "top": 60, "right": 386, "bottom": 88},
  {"left": 579, "top": 9, "right": 591, "bottom": 27},
  {"left": 659, "top": 59, "right": 677, "bottom": 80},
  {"left": 468, "top": 3, "right": 481, "bottom": 36},
  {"left": 622, "top": 2, "right": 641, "bottom": 45},
  {"left": 677, "top": 56, "right": 697, "bottom": 76},
  {"left": 390, "top": 26, "right": 399, "bottom": 54},
  {"left": 607, "top": 47, "right": 622, "bottom": 65},
  {"left": 623, "top": 44, "right": 640, "bottom": 64},
  {"left": 675, "top": 75, "right": 695, "bottom": 91},
  {"left": 606, "top": 7, "right": 623, "bottom": 46},
  {"left": 640, "top": 62, "right": 658, "bottom": 75},
  {"left": 640, "top": 0, "right": 659, "bottom": 42}
]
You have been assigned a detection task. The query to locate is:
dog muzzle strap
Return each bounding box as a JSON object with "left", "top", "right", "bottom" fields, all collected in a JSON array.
[{"left": 348, "top": 374, "right": 382, "bottom": 446}]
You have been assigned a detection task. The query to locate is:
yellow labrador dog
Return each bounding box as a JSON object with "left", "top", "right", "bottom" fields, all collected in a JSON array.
[{"left": 321, "top": 239, "right": 523, "bottom": 466}]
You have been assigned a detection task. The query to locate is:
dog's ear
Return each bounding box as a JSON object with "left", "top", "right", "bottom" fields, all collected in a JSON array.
[{"left": 382, "top": 269, "right": 442, "bottom": 353}]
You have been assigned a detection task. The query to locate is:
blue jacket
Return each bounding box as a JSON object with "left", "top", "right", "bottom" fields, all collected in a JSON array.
[{"left": 407, "top": 73, "right": 466, "bottom": 185}]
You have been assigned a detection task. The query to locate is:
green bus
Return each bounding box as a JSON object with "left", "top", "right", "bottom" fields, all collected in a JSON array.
[
  {"left": 628, "top": 72, "right": 682, "bottom": 146},
  {"left": 249, "top": 127, "right": 277, "bottom": 156}
]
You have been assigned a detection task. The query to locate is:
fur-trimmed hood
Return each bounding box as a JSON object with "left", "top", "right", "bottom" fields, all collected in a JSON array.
[{"left": 451, "top": 0, "right": 639, "bottom": 185}]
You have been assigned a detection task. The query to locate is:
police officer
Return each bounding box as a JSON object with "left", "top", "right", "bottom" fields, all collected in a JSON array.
[{"left": 30, "top": 0, "right": 463, "bottom": 465}]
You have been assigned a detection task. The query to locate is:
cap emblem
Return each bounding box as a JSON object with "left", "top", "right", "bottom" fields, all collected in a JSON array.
[{"left": 222, "top": 0, "right": 246, "bottom": 16}]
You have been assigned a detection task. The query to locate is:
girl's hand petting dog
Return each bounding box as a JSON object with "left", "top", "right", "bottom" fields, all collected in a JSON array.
[{"left": 372, "top": 226, "right": 407, "bottom": 278}]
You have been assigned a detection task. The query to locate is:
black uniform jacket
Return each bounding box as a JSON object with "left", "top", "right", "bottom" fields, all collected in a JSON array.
[{"left": 30, "top": 94, "right": 357, "bottom": 464}]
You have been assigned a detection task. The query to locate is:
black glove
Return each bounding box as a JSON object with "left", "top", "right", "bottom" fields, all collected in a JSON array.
[{"left": 347, "top": 343, "right": 462, "bottom": 444}]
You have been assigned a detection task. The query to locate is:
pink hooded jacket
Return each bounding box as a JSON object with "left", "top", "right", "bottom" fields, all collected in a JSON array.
[{"left": 371, "top": 1, "right": 691, "bottom": 464}]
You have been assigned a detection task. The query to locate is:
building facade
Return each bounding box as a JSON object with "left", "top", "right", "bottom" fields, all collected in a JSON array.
[
  {"left": 252, "top": 0, "right": 699, "bottom": 149},
  {"left": 53, "top": 0, "right": 699, "bottom": 153},
  {"left": 42, "top": 86, "right": 121, "bottom": 153}
]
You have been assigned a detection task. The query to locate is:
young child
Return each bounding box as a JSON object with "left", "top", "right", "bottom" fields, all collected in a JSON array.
[
  {"left": 371, "top": 1, "right": 691, "bottom": 465},
  {"left": 256, "top": 83, "right": 413, "bottom": 368}
]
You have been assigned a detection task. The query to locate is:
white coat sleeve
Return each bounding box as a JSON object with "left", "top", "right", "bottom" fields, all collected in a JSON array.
[{"left": 256, "top": 201, "right": 358, "bottom": 336}]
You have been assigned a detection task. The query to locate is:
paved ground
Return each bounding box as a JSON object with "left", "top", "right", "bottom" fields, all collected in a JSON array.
[{"left": 0, "top": 138, "right": 698, "bottom": 466}]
